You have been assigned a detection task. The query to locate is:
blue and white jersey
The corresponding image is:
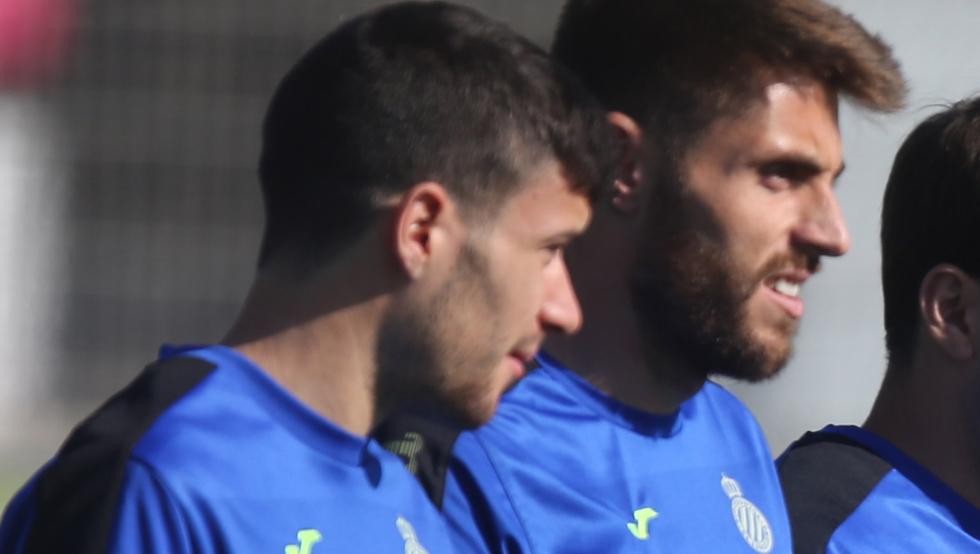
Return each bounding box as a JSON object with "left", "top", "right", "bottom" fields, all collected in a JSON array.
[
  {"left": 0, "top": 345, "right": 452, "bottom": 553},
  {"left": 778, "top": 425, "right": 980, "bottom": 553},
  {"left": 441, "top": 352, "right": 791, "bottom": 553}
]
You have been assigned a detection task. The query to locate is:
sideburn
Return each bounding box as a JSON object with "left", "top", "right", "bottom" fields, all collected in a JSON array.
[
  {"left": 629, "top": 166, "right": 777, "bottom": 382},
  {"left": 375, "top": 240, "right": 501, "bottom": 428}
]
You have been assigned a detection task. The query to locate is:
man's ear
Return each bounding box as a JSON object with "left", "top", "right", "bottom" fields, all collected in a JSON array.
[
  {"left": 606, "top": 111, "right": 646, "bottom": 214},
  {"left": 919, "top": 264, "right": 980, "bottom": 361},
  {"left": 393, "top": 182, "right": 459, "bottom": 279}
]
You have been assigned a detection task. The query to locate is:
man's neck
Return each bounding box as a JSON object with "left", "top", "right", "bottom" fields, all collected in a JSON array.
[
  {"left": 549, "top": 220, "right": 708, "bottom": 415},
  {"left": 864, "top": 364, "right": 980, "bottom": 509},
  {"left": 222, "top": 270, "right": 390, "bottom": 437},
  {"left": 547, "top": 331, "right": 705, "bottom": 415},
  {"left": 546, "top": 252, "right": 705, "bottom": 414}
]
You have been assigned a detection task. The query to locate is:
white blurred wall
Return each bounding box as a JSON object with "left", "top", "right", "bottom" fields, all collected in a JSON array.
[{"left": 0, "top": 96, "right": 70, "bottom": 469}]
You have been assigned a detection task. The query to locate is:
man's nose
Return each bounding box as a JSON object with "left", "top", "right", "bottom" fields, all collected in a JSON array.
[
  {"left": 792, "top": 183, "right": 851, "bottom": 257},
  {"left": 540, "top": 255, "right": 584, "bottom": 335}
]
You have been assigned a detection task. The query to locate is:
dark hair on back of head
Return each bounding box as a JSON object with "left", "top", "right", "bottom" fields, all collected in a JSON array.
[
  {"left": 552, "top": 0, "right": 907, "bottom": 155},
  {"left": 881, "top": 97, "right": 980, "bottom": 366},
  {"left": 259, "top": 1, "right": 614, "bottom": 271}
]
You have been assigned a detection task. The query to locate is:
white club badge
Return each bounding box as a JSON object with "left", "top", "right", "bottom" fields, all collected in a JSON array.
[{"left": 721, "top": 473, "right": 774, "bottom": 553}]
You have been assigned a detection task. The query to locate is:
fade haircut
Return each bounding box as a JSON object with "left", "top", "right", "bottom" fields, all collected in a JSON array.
[
  {"left": 259, "top": 1, "right": 613, "bottom": 270},
  {"left": 881, "top": 97, "right": 980, "bottom": 365},
  {"left": 552, "top": 0, "right": 907, "bottom": 158}
]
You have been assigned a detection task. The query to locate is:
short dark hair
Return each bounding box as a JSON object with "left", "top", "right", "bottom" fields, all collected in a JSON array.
[
  {"left": 881, "top": 97, "right": 980, "bottom": 364},
  {"left": 258, "top": 1, "right": 613, "bottom": 270},
  {"left": 552, "top": 0, "right": 907, "bottom": 156}
]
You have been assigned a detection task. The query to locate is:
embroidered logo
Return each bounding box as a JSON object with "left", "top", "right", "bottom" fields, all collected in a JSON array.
[
  {"left": 721, "top": 473, "right": 773, "bottom": 553},
  {"left": 626, "top": 506, "right": 659, "bottom": 540},
  {"left": 383, "top": 432, "right": 425, "bottom": 474},
  {"left": 284, "top": 528, "right": 322, "bottom": 554},
  {"left": 396, "top": 516, "right": 430, "bottom": 554}
]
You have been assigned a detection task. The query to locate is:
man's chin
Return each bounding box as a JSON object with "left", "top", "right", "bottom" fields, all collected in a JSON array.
[
  {"left": 445, "top": 401, "right": 498, "bottom": 430},
  {"left": 421, "top": 388, "right": 500, "bottom": 430},
  {"left": 714, "top": 366, "right": 784, "bottom": 383},
  {"left": 709, "top": 343, "right": 792, "bottom": 383}
]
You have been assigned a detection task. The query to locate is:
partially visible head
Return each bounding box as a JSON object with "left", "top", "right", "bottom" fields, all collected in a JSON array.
[
  {"left": 553, "top": 0, "right": 906, "bottom": 382},
  {"left": 882, "top": 98, "right": 980, "bottom": 371},
  {"left": 258, "top": 2, "right": 613, "bottom": 426}
]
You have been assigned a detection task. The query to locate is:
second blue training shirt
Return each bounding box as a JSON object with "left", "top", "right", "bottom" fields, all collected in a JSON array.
[
  {"left": 441, "top": 352, "right": 792, "bottom": 553},
  {"left": 778, "top": 424, "right": 980, "bottom": 553}
]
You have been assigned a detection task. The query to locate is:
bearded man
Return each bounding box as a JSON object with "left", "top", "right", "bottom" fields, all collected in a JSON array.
[{"left": 379, "top": 0, "right": 907, "bottom": 552}]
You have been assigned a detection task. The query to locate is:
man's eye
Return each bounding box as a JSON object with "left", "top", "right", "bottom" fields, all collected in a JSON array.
[
  {"left": 759, "top": 162, "right": 815, "bottom": 191},
  {"left": 761, "top": 173, "right": 793, "bottom": 191},
  {"left": 543, "top": 245, "right": 564, "bottom": 263}
]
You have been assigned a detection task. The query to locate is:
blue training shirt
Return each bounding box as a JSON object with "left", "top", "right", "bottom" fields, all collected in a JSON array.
[
  {"left": 441, "top": 352, "right": 792, "bottom": 553},
  {"left": 778, "top": 424, "right": 980, "bottom": 553},
  {"left": 0, "top": 345, "right": 452, "bottom": 553}
]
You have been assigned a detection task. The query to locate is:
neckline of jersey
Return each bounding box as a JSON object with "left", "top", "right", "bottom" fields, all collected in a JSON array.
[
  {"left": 822, "top": 424, "right": 980, "bottom": 540},
  {"left": 159, "top": 343, "right": 381, "bottom": 467},
  {"left": 534, "top": 351, "right": 687, "bottom": 437}
]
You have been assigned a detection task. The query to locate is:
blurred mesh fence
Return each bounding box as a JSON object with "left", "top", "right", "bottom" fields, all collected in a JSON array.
[
  {"left": 52, "top": 0, "right": 561, "bottom": 403},
  {"left": 0, "top": 0, "right": 562, "bottom": 502}
]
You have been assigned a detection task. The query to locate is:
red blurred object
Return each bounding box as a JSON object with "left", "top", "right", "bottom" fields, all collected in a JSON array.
[{"left": 0, "top": 0, "right": 75, "bottom": 88}]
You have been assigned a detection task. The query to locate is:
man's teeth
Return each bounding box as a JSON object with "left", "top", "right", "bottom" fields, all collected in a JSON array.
[{"left": 772, "top": 279, "right": 801, "bottom": 298}]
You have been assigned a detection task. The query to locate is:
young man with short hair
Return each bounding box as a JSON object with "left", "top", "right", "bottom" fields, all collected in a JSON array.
[
  {"left": 0, "top": 2, "right": 613, "bottom": 552},
  {"left": 779, "top": 97, "right": 980, "bottom": 552},
  {"left": 395, "top": 1, "right": 907, "bottom": 551}
]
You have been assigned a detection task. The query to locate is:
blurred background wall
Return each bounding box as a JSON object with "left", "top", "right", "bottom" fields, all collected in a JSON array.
[{"left": 0, "top": 0, "right": 978, "bottom": 507}]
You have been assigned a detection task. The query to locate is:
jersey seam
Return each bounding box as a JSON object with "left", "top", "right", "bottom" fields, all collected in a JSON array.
[
  {"left": 780, "top": 438, "right": 891, "bottom": 552},
  {"left": 124, "top": 456, "right": 193, "bottom": 553},
  {"left": 472, "top": 432, "right": 539, "bottom": 553},
  {"left": 824, "top": 469, "right": 893, "bottom": 551}
]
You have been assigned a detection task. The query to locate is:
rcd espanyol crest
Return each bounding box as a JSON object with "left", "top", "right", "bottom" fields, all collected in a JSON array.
[{"left": 721, "top": 473, "right": 773, "bottom": 553}]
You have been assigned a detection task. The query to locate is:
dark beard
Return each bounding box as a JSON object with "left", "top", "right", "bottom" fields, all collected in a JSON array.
[
  {"left": 630, "top": 236, "right": 781, "bottom": 383},
  {"left": 629, "top": 172, "right": 795, "bottom": 383}
]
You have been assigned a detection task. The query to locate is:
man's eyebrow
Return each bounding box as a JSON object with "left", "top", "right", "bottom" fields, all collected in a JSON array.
[
  {"left": 540, "top": 230, "right": 582, "bottom": 246},
  {"left": 758, "top": 155, "right": 845, "bottom": 180}
]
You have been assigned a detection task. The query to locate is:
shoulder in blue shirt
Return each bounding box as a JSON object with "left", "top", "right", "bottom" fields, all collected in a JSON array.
[
  {"left": 443, "top": 352, "right": 791, "bottom": 553},
  {"left": 778, "top": 424, "right": 980, "bottom": 553},
  {"left": 0, "top": 345, "right": 451, "bottom": 554}
]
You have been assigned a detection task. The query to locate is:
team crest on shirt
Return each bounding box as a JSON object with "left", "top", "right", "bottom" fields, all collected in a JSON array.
[
  {"left": 721, "top": 473, "right": 773, "bottom": 553},
  {"left": 396, "top": 516, "right": 430, "bottom": 554}
]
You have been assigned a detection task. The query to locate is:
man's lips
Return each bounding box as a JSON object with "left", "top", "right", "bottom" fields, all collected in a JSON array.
[
  {"left": 505, "top": 355, "right": 528, "bottom": 379},
  {"left": 505, "top": 347, "right": 538, "bottom": 380},
  {"left": 761, "top": 269, "right": 810, "bottom": 319}
]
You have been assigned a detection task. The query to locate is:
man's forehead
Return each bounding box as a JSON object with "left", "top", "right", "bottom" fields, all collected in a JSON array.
[
  {"left": 764, "top": 82, "right": 843, "bottom": 164},
  {"left": 507, "top": 159, "right": 580, "bottom": 203},
  {"left": 701, "top": 78, "right": 839, "bottom": 133},
  {"left": 765, "top": 81, "right": 839, "bottom": 118},
  {"left": 498, "top": 161, "right": 591, "bottom": 229},
  {"left": 683, "top": 80, "right": 844, "bottom": 171}
]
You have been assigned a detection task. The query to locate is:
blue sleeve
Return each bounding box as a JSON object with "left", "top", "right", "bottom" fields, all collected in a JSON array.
[
  {"left": 444, "top": 432, "right": 530, "bottom": 554},
  {"left": 0, "top": 477, "right": 40, "bottom": 553},
  {"left": 108, "top": 460, "right": 191, "bottom": 554}
]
